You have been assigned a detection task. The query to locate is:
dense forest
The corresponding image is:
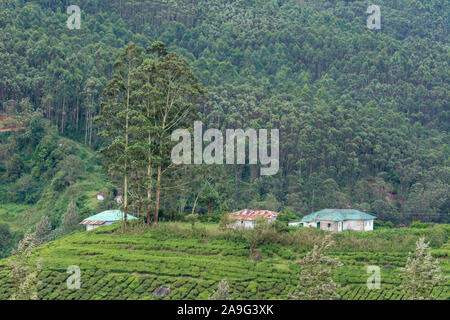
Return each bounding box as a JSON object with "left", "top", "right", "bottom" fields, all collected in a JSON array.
[{"left": 0, "top": 0, "right": 449, "bottom": 256}]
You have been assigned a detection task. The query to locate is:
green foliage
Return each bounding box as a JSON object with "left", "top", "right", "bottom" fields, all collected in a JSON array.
[
  {"left": 290, "top": 235, "right": 343, "bottom": 300},
  {"left": 410, "top": 221, "right": 435, "bottom": 229},
  {"left": 33, "top": 215, "right": 52, "bottom": 246},
  {"left": 199, "top": 182, "right": 220, "bottom": 221},
  {"left": 0, "top": 223, "right": 13, "bottom": 259},
  {"left": 242, "top": 218, "right": 277, "bottom": 259},
  {"left": 0, "top": 222, "right": 448, "bottom": 300},
  {"left": 276, "top": 208, "right": 298, "bottom": 223},
  {"left": 57, "top": 201, "right": 82, "bottom": 237},
  {"left": 0, "top": 0, "right": 447, "bottom": 229},
  {"left": 219, "top": 212, "right": 236, "bottom": 230},
  {"left": 7, "top": 232, "right": 42, "bottom": 300},
  {"left": 209, "top": 279, "right": 231, "bottom": 300},
  {"left": 374, "top": 220, "right": 395, "bottom": 229},
  {"left": 400, "top": 237, "right": 445, "bottom": 300},
  {"left": 0, "top": 128, "right": 109, "bottom": 255}
]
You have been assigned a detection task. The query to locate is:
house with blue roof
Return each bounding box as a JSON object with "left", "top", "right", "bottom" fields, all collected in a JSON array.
[
  {"left": 289, "top": 209, "right": 376, "bottom": 232},
  {"left": 80, "top": 210, "right": 137, "bottom": 231}
]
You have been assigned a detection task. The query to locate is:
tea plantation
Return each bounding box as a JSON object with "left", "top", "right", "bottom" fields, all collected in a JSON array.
[{"left": 0, "top": 223, "right": 448, "bottom": 300}]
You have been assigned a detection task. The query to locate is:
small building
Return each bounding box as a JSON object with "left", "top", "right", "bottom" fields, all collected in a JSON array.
[
  {"left": 230, "top": 209, "right": 279, "bottom": 229},
  {"left": 80, "top": 210, "right": 137, "bottom": 231},
  {"left": 288, "top": 220, "right": 303, "bottom": 227},
  {"left": 294, "top": 209, "right": 376, "bottom": 232},
  {"left": 114, "top": 195, "right": 123, "bottom": 204},
  {"left": 96, "top": 192, "right": 105, "bottom": 201}
]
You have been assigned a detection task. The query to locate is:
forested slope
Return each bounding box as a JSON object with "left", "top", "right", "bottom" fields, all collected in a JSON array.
[
  {"left": 0, "top": 113, "right": 110, "bottom": 258},
  {"left": 0, "top": 0, "right": 448, "bottom": 236}
]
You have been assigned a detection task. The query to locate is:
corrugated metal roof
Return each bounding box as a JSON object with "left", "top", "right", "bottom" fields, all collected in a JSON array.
[
  {"left": 230, "top": 209, "right": 279, "bottom": 221},
  {"left": 80, "top": 210, "right": 137, "bottom": 225},
  {"left": 301, "top": 209, "right": 376, "bottom": 222}
]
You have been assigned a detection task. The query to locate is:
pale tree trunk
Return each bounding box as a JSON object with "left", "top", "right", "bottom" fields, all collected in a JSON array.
[
  {"left": 147, "top": 176, "right": 152, "bottom": 227},
  {"left": 84, "top": 108, "right": 89, "bottom": 145},
  {"left": 154, "top": 94, "right": 168, "bottom": 228},
  {"left": 191, "top": 191, "right": 200, "bottom": 215},
  {"left": 146, "top": 133, "right": 153, "bottom": 227},
  {"left": 61, "top": 95, "right": 65, "bottom": 134},
  {"left": 154, "top": 165, "right": 161, "bottom": 228},
  {"left": 89, "top": 101, "right": 93, "bottom": 145},
  {"left": 76, "top": 97, "right": 79, "bottom": 130},
  {"left": 123, "top": 62, "right": 131, "bottom": 228}
]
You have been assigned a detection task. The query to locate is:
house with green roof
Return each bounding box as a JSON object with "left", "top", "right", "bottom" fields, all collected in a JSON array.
[
  {"left": 289, "top": 209, "right": 376, "bottom": 232},
  {"left": 80, "top": 210, "right": 137, "bottom": 231}
]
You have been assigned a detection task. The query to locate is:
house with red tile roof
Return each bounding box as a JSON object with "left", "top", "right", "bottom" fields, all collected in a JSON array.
[{"left": 230, "top": 209, "right": 279, "bottom": 229}]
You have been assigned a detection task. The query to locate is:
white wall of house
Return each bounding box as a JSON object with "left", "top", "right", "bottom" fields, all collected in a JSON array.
[
  {"left": 303, "top": 222, "right": 318, "bottom": 228},
  {"left": 342, "top": 219, "right": 373, "bottom": 231},
  {"left": 233, "top": 217, "right": 277, "bottom": 229},
  {"left": 319, "top": 220, "right": 340, "bottom": 232},
  {"left": 299, "top": 219, "right": 373, "bottom": 232},
  {"left": 364, "top": 220, "right": 374, "bottom": 231},
  {"left": 86, "top": 221, "right": 118, "bottom": 231},
  {"left": 234, "top": 220, "right": 255, "bottom": 229},
  {"left": 86, "top": 224, "right": 101, "bottom": 231}
]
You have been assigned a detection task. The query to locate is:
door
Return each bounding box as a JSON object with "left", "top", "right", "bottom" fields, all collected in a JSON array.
[{"left": 316, "top": 222, "right": 320, "bottom": 229}]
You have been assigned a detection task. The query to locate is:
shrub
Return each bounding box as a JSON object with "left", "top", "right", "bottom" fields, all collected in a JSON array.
[{"left": 410, "top": 221, "right": 434, "bottom": 229}]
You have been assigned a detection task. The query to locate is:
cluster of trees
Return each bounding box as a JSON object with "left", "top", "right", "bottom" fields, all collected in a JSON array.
[
  {"left": 18, "top": 200, "right": 81, "bottom": 254},
  {"left": 95, "top": 42, "right": 203, "bottom": 227},
  {"left": 0, "top": 0, "right": 448, "bottom": 233}
]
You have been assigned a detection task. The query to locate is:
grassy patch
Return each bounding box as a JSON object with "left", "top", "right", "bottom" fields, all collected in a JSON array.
[{"left": 0, "top": 223, "right": 448, "bottom": 300}]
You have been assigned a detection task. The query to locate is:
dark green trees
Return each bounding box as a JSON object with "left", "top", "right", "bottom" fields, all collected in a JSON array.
[{"left": 96, "top": 42, "right": 203, "bottom": 227}]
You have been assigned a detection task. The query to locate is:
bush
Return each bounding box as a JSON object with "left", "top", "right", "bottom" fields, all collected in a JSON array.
[
  {"left": 374, "top": 220, "right": 394, "bottom": 229},
  {"left": 272, "top": 220, "right": 288, "bottom": 233},
  {"left": 410, "top": 221, "right": 435, "bottom": 229}
]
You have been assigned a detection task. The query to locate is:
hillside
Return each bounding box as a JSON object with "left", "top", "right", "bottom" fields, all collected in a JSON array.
[
  {"left": 0, "top": 222, "right": 449, "bottom": 300},
  {"left": 0, "top": 116, "right": 111, "bottom": 258},
  {"left": 0, "top": 0, "right": 448, "bottom": 231}
]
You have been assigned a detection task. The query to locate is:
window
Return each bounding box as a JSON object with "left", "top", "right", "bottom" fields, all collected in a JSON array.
[{"left": 327, "top": 223, "right": 331, "bottom": 228}]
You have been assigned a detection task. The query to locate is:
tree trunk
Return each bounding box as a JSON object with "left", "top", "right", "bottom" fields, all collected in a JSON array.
[
  {"left": 61, "top": 96, "right": 65, "bottom": 134},
  {"left": 191, "top": 191, "right": 200, "bottom": 215},
  {"left": 123, "top": 172, "right": 128, "bottom": 227},
  {"left": 147, "top": 192, "right": 152, "bottom": 227},
  {"left": 146, "top": 126, "right": 153, "bottom": 227},
  {"left": 76, "top": 97, "right": 79, "bottom": 130},
  {"left": 123, "top": 63, "right": 131, "bottom": 228},
  {"left": 84, "top": 108, "right": 89, "bottom": 145},
  {"left": 154, "top": 165, "right": 161, "bottom": 228},
  {"left": 146, "top": 164, "right": 153, "bottom": 228}
]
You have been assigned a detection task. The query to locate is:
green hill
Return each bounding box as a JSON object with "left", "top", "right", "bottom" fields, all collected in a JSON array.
[
  {"left": 0, "top": 0, "right": 448, "bottom": 229},
  {"left": 0, "top": 222, "right": 448, "bottom": 300},
  {"left": 0, "top": 117, "right": 111, "bottom": 258},
  {"left": 0, "top": 0, "right": 449, "bottom": 300}
]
